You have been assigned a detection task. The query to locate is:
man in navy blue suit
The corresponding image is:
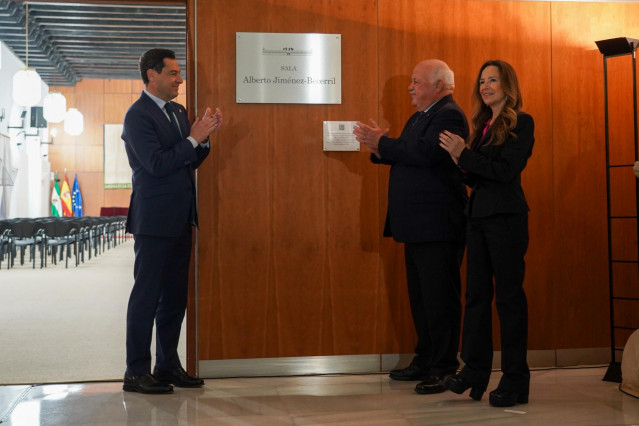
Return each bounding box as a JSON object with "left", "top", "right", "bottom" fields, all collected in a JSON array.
[
  {"left": 354, "top": 59, "right": 468, "bottom": 395},
  {"left": 121, "top": 48, "right": 222, "bottom": 394}
]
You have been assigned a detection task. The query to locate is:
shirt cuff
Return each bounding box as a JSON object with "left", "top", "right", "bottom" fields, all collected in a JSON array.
[{"left": 187, "top": 136, "right": 198, "bottom": 148}]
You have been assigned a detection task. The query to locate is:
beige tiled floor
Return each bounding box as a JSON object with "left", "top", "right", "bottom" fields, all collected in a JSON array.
[{"left": 1, "top": 366, "right": 637, "bottom": 425}]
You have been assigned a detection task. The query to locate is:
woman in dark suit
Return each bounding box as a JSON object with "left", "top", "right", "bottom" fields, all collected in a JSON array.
[{"left": 438, "top": 60, "right": 534, "bottom": 407}]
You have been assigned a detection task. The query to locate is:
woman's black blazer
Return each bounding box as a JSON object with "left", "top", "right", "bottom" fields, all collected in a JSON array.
[{"left": 457, "top": 112, "right": 535, "bottom": 218}]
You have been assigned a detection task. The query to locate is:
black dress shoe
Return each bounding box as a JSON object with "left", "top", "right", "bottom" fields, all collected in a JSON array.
[
  {"left": 444, "top": 374, "right": 485, "bottom": 401},
  {"left": 123, "top": 373, "right": 173, "bottom": 394},
  {"left": 414, "top": 375, "right": 447, "bottom": 394},
  {"left": 153, "top": 366, "right": 205, "bottom": 388},
  {"left": 389, "top": 364, "right": 429, "bottom": 381},
  {"left": 489, "top": 389, "right": 529, "bottom": 407}
]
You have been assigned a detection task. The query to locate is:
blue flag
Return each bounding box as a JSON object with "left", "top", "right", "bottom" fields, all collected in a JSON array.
[{"left": 72, "top": 173, "right": 83, "bottom": 217}]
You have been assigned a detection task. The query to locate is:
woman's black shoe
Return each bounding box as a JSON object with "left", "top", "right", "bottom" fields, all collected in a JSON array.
[
  {"left": 488, "top": 389, "right": 529, "bottom": 407},
  {"left": 444, "top": 374, "right": 484, "bottom": 401}
]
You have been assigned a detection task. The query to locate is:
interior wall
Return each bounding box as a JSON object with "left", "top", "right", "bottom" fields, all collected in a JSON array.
[
  {"left": 0, "top": 41, "right": 48, "bottom": 137},
  {"left": 551, "top": 2, "right": 639, "bottom": 353},
  {"left": 188, "top": 0, "right": 639, "bottom": 361},
  {"left": 1, "top": 40, "right": 51, "bottom": 219},
  {"left": 196, "top": 0, "right": 382, "bottom": 359},
  {"left": 377, "top": 0, "right": 557, "bottom": 355},
  {"left": 48, "top": 79, "right": 186, "bottom": 217}
]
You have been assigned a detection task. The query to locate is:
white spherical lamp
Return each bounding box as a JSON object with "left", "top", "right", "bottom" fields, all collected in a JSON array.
[
  {"left": 64, "top": 108, "right": 84, "bottom": 136},
  {"left": 43, "top": 92, "right": 67, "bottom": 123},
  {"left": 12, "top": 67, "right": 42, "bottom": 107}
]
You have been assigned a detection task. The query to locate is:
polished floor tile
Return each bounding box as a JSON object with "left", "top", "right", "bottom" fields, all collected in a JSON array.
[{"left": 0, "top": 367, "right": 637, "bottom": 425}]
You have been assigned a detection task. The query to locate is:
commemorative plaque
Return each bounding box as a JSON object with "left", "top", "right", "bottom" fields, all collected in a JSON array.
[
  {"left": 236, "top": 32, "right": 342, "bottom": 104},
  {"left": 323, "top": 121, "right": 359, "bottom": 152}
]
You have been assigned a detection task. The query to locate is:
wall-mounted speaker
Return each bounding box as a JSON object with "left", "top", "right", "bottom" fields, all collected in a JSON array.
[{"left": 30, "top": 106, "right": 47, "bottom": 128}]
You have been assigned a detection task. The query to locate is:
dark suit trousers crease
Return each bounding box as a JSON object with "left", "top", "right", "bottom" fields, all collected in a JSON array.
[
  {"left": 126, "top": 222, "right": 192, "bottom": 376},
  {"left": 404, "top": 240, "right": 464, "bottom": 376},
  {"left": 460, "top": 213, "right": 530, "bottom": 393}
]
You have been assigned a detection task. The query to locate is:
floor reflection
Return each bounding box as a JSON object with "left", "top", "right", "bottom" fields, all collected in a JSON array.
[{"left": 1, "top": 367, "right": 638, "bottom": 425}]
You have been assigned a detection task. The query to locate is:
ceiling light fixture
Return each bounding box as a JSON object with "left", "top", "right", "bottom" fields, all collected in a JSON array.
[
  {"left": 64, "top": 108, "right": 83, "bottom": 136},
  {"left": 43, "top": 92, "right": 66, "bottom": 123},
  {"left": 12, "top": 3, "right": 42, "bottom": 107}
]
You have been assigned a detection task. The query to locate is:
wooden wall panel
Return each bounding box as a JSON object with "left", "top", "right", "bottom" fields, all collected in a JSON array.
[
  {"left": 614, "top": 299, "right": 639, "bottom": 329},
  {"left": 613, "top": 263, "right": 639, "bottom": 299},
  {"left": 104, "top": 80, "right": 132, "bottom": 94},
  {"left": 131, "top": 80, "right": 145, "bottom": 94},
  {"left": 551, "top": 2, "right": 639, "bottom": 349},
  {"left": 611, "top": 219, "right": 638, "bottom": 262},
  {"left": 377, "top": 0, "right": 554, "bottom": 351},
  {"left": 76, "top": 172, "right": 104, "bottom": 217},
  {"left": 193, "top": 0, "right": 639, "bottom": 363},
  {"left": 48, "top": 78, "right": 137, "bottom": 216},
  {"left": 48, "top": 146, "right": 76, "bottom": 175},
  {"left": 196, "top": 0, "right": 380, "bottom": 359},
  {"left": 103, "top": 188, "right": 131, "bottom": 209},
  {"left": 607, "top": 55, "right": 635, "bottom": 166},
  {"left": 75, "top": 146, "right": 103, "bottom": 173},
  {"left": 609, "top": 167, "right": 636, "bottom": 217},
  {"left": 105, "top": 94, "right": 131, "bottom": 123}
]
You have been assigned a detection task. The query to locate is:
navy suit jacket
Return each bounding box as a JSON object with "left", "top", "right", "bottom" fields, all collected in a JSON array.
[
  {"left": 373, "top": 94, "right": 469, "bottom": 243},
  {"left": 122, "top": 91, "right": 210, "bottom": 237},
  {"left": 458, "top": 112, "right": 534, "bottom": 217}
]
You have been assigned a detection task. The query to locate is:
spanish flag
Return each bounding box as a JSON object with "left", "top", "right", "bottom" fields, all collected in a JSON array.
[{"left": 61, "top": 172, "right": 73, "bottom": 217}]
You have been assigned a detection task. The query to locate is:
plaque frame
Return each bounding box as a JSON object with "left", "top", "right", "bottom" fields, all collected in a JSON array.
[
  {"left": 236, "top": 32, "right": 342, "bottom": 104},
  {"left": 323, "top": 121, "right": 359, "bottom": 152}
]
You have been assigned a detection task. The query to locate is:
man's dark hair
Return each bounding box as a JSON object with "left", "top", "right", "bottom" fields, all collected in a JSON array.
[{"left": 139, "top": 48, "right": 176, "bottom": 84}]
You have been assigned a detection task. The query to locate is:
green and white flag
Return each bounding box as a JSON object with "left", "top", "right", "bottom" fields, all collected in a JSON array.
[{"left": 51, "top": 173, "right": 62, "bottom": 217}]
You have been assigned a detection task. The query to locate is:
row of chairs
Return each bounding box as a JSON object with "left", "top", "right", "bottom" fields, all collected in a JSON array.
[{"left": 0, "top": 216, "right": 128, "bottom": 269}]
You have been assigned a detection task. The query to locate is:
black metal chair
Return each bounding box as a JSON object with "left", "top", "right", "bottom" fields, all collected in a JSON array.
[
  {"left": 0, "top": 221, "right": 13, "bottom": 269},
  {"left": 6, "top": 218, "right": 46, "bottom": 269},
  {"left": 42, "top": 218, "right": 81, "bottom": 268},
  {"left": 0, "top": 216, "right": 131, "bottom": 270}
]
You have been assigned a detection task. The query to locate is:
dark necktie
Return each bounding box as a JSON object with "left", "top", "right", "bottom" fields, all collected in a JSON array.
[
  {"left": 164, "top": 102, "right": 182, "bottom": 138},
  {"left": 410, "top": 111, "right": 425, "bottom": 129}
]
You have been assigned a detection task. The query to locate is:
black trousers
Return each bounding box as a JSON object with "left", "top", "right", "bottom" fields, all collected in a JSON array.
[
  {"left": 404, "top": 239, "right": 464, "bottom": 376},
  {"left": 459, "top": 213, "right": 529, "bottom": 393},
  {"left": 126, "top": 222, "right": 192, "bottom": 376}
]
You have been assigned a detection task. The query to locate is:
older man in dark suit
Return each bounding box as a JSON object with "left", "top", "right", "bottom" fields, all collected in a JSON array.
[
  {"left": 354, "top": 59, "right": 468, "bottom": 394},
  {"left": 121, "top": 48, "right": 222, "bottom": 394}
]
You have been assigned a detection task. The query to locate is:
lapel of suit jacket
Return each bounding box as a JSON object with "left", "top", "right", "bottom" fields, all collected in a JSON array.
[
  {"left": 400, "top": 112, "right": 422, "bottom": 138},
  {"left": 166, "top": 101, "right": 188, "bottom": 138},
  {"left": 422, "top": 94, "right": 453, "bottom": 123},
  {"left": 402, "top": 94, "right": 454, "bottom": 137},
  {"left": 140, "top": 92, "right": 183, "bottom": 141},
  {"left": 472, "top": 121, "right": 494, "bottom": 152}
]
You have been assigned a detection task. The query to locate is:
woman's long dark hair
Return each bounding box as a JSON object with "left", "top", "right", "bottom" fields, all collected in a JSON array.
[{"left": 468, "top": 60, "right": 522, "bottom": 148}]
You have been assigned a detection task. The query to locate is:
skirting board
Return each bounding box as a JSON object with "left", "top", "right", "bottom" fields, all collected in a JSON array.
[
  {"left": 198, "top": 348, "right": 610, "bottom": 378},
  {"left": 199, "top": 355, "right": 381, "bottom": 378}
]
